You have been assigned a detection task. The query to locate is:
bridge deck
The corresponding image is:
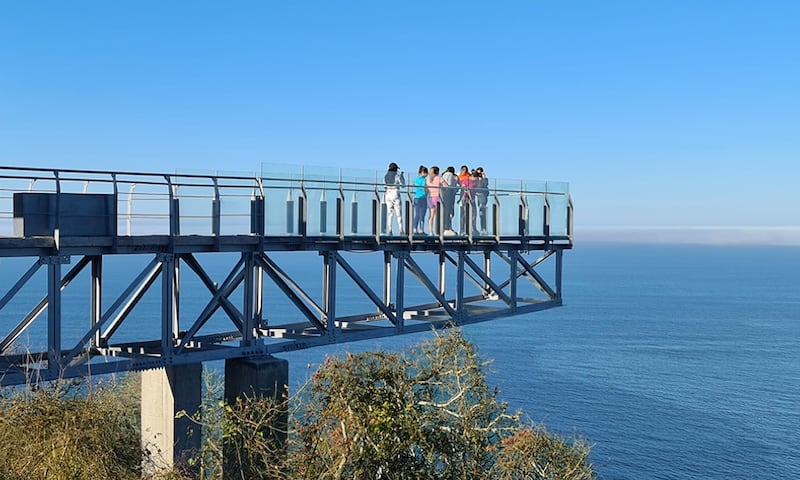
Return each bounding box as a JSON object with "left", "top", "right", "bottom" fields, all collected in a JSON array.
[{"left": 0, "top": 165, "right": 572, "bottom": 385}]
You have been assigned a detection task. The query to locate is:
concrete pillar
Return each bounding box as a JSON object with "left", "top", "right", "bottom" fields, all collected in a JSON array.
[
  {"left": 224, "top": 355, "right": 288, "bottom": 404},
  {"left": 224, "top": 355, "right": 289, "bottom": 478},
  {"left": 141, "top": 363, "right": 203, "bottom": 475}
]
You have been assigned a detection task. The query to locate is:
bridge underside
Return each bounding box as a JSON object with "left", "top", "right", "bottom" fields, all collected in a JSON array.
[{"left": 0, "top": 234, "right": 568, "bottom": 386}]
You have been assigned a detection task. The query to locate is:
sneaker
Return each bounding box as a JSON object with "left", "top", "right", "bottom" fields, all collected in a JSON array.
[{"left": 444, "top": 229, "right": 456, "bottom": 236}]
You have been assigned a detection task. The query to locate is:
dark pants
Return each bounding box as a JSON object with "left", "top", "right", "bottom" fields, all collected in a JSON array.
[
  {"left": 459, "top": 199, "right": 475, "bottom": 235},
  {"left": 442, "top": 190, "right": 457, "bottom": 230},
  {"left": 413, "top": 197, "right": 427, "bottom": 232}
]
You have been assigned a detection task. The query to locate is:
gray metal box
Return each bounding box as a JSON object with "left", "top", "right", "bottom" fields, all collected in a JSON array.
[{"left": 13, "top": 192, "right": 117, "bottom": 237}]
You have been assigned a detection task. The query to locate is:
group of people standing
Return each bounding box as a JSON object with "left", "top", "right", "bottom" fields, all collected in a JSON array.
[{"left": 383, "top": 162, "right": 489, "bottom": 236}]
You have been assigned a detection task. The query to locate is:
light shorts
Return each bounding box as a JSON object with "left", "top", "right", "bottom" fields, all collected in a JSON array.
[{"left": 427, "top": 195, "right": 440, "bottom": 209}]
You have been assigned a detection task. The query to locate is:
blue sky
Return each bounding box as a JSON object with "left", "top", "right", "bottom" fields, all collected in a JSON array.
[{"left": 1, "top": 1, "right": 798, "bottom": 239}]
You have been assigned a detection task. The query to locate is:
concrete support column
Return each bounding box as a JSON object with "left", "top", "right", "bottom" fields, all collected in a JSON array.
[
  {"left": 224, "top": 354, "right": 288, "bottom": 409},
  {"left": 141, "top": 363, "right": 203, "bottom": 475},
  {"left": 224, "top": 355, "right": 289, "bottom": 479}
]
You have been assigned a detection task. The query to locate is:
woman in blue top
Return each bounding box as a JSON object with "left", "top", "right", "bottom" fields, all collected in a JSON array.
[{"left": 413, "top": 165, "right": 428, "bottom": 234}]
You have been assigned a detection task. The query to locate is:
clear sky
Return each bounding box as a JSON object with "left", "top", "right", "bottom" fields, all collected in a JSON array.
[{"left": 1, "top": 1, "right": 798, "bottom": 241}]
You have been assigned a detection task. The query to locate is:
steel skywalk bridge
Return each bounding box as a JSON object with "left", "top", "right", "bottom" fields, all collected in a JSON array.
[{"left": 0, "top": 165, "right": 572, "bottom": 386}]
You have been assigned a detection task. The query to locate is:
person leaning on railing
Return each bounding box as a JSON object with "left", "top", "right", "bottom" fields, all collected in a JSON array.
[
  {"left": 474, "top": 167, "right": 489, "bottom": 235},
  {"left": 441, "top": 166, "right": 458, "bottom": 235},
  {"left": 413, "top": 165, "right": 428, "bottom": 235}
]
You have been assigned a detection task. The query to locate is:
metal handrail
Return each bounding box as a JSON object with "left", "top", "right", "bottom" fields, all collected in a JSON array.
[{"left": 0, "top": 165, "right": 572, "bottom": 242}]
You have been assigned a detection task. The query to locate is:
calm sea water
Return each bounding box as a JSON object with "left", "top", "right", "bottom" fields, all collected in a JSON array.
[
  {"left": 283, "top": 244, "right": 800, "bottom": 480},
  {"left": 472, "top": 244, "right": 800, "bottom": 480},
  {"left": 1, "top": 244, "right": 797, "bottom": 479}
]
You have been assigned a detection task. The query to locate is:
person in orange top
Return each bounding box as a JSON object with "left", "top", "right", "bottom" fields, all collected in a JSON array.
[{"left": 458, "top": 166, "right": 476, "bottom": 235}]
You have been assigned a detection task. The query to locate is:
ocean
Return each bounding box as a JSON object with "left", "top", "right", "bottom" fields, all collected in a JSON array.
[
  {"left": 1, "top": 244, "right": 798, "bottom": 479},
  {"left": 469, "top": 244, "right": 800, "bottom": 479},
  {"left": 282, "top": 244, "right": 800, "bottom": 479}
]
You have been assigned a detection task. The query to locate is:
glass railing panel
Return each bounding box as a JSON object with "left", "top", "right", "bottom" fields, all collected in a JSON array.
[
  {"left": 263, "top": 184, "right": 300, "bottom": 236},
  {"left": 301, "top": 168, "right": 342, "bottom": 237},
  {"left": 523, "top": 180, "right": 548, "bottom": 195},
  {"left": 547, "top": 192, "right": 569, "bottom": 236},
  {"left": 493, "top": 179, "right": 523, "bottom": 237},
  {"left": 341, "top": 183, "right": 379, "bottom": 237},
  {"left": 545, "top": 180, "right": 569, "bottom": 196},
  {"left": 525, "top": 193, "right": 546, "bottom": 236},
  {"left": 177, "top": 185, "right": 214, "bottom": 235},
  {"left": 218, "top": 186, "right": 254, "bottom": 235},
  {"left": 304, "top": 184, "right": 337, "bottom": 236},
  {"left": 123, "top": 182, "right": 171, "bottom": 235},
  {"left": 496, "top": 192, "right": 523, "bottom": 236}
]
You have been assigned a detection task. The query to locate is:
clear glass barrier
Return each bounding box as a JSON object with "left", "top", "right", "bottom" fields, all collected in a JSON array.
[
  {"left": 0, "top": 165, "right": 569, "bottom": 241},
  {"left": 547, "top": 193, "right": 569, "bottom": 236}
]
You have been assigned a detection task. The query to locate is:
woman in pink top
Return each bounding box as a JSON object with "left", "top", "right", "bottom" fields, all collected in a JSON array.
[{"left": 426, "top": 166, "right": 448, "bottom": 235}]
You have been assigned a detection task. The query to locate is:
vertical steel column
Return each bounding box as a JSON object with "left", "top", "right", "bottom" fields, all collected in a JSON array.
[
  {"left": 91, "top": 256, "right": 102, "bottom": 348},
  {"left": 255, "top": 258, "right": 264, "bottom": 331},
  {"left": 509, "top": 249, "right": 518, "bottom": 312},
  {"left": 455, "top": 251, "right": 465, "bottom": 323},
  {"left": 484, "top": 251, "right": 492, "bottom": 294},
  {"left": 555, "top": 248, "right": 563, "bottom": 301},
  {"left": 322, "top": 251, "right": 337, "bottom": 340},
  {"left": 438, "top": 252, "right": 446, "bottom": 295},
  {"left": 383, "top": 251, "right": 392, "bottom": 307},
  {"left": 242, "top": 252, "right": 256, "bottom": 345},
  {"left": 395, "top": 252, "right": 405, "bottom": 332},
  {"left": 47, "top": 257, "right": 64, "bottom": 372},
  {"left": 160, "top": 254, "right": 176, "bottom": 362}
]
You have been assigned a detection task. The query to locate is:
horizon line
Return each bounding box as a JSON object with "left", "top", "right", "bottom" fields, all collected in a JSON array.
[{"left": 574, "top": 225, "right": 800, "bottom": 246}]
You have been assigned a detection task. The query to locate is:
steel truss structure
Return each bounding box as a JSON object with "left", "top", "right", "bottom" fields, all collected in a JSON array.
[{"left": 0, "top": 166, "right": 572, "bottom": 385}]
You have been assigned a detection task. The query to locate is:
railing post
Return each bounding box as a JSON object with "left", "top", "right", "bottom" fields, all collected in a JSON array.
[
  {"left": 492, "top": 194, "right": 500, "bottom": 241},
  {"left": 250, "top": 196, "right": 265, "bottom": 236},
  {"left": 518, "top": 195, "right": 527, "bottom": 237},
  {"left": 127, "top": 183, "right": 137, "bottom": 236},
  {"left": 336, "top": 186, "right": 345, "bottom": 240},
  {"left": 320, "top": 189, "right": 328, "bottom": 234},
  {"left": 543, "top": 195, "right": 551, "bottom": 247},
  {"left": 567, "top": 195, "right": 574, "bottom": 243},
  {"left": 299, "top": 184, "right": 308, "bottom": 237},
  {"left": 111, "top": 173, "right": 119, "bottom": 249},
  {"left": 166, "top": 177, "right": 180, "bottom": 248},
  {"left": 54, "top": 170, "right": 61, "bottom": 250},
  {"left": 350, "top": 190, "right": 358, "bottom": 234},
  {"left": 212, "top": 178, "right": 221, "bottom": 237},
  {"left": 285, "top": 189, "right": 295, "bottom": 234},
  {"left": 372, "top": 195, "right": 380, "bottom": 240}
]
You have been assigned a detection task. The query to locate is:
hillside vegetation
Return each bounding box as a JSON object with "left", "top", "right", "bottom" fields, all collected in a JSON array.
[{"left": 0, "top": 330, "right": 594, "bottom": 479}]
